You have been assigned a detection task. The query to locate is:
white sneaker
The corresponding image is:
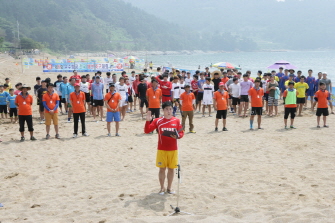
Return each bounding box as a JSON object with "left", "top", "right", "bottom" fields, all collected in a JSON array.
[
  {"left": 82, "top": 133, "right": 89, "bottom": 136},
  {"left": 73, "top": 134, "right": 77, "bottom": 138},
  {"left": 67, "top": 120, "right": 72, "bottom": 123}
]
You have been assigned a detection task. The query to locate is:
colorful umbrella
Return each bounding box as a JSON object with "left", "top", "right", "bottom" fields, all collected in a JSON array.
[
  {"left": 123, "top": 56, "right": 138, "bottom": 60},
  {"left": 212, "top": 62, "right": 241, "bottom": 70},
  {"left": 267, "top": 60, "right": 297, "bottom": 69}
]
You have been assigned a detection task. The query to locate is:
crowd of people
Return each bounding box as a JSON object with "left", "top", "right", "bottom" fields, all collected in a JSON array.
[{"left": 0, "top": 67, "right": 333, "bottom": 142}]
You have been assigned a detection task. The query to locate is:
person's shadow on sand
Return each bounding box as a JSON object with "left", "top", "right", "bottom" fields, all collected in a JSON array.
[{"left": 124, "top": 193, "right": 167, "bottom": 212}]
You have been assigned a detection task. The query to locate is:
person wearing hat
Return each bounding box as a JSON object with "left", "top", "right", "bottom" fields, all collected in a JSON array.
[
  {"left": 0, "top": 85, "right": 10, "bottom": 119},
  {"left": 15, "top": 85, "right": 36, "bottom": 141},
  {"left": 179, "top": 84, "right": 196, "bottom": 133},
  {"left": 42, "top": 83, "right": 60, "bottom": 139},
  {"left": 37, "top": 80, "right": 48, "bottom": 123},
  {"left": 104, "top": 83, "right": 122, "bottom": 136},
  {"left": 213, "top": 82, "right": 230, "bottom": 131},
  {"left": 70, "top": 70, "right": 81, "bottom": 84},
  {"left": 91, "top": 75, "right": 104, "bottom": 122},
  {"left": 70, "top": 83, "right": 89, "bottom": 138}
]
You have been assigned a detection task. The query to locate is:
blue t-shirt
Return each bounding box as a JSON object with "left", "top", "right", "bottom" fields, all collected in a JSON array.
[
  {"left": 60, "top": 82, "right": 69, "bottom": 99},
  {"left": 66, "top": 85, "right": 75, "bottom": 100},
  {"left": 306, "top": 76, "right": 315, "bottom": 91},
  {"left": 6, "top": 95, "right": 17, "bottom": 108},
  {"left": 0, "top": 91, "right": 10, "bottom": 105},
  {"left": 91, "top": 82, "right": 104, "bottom": 100}
]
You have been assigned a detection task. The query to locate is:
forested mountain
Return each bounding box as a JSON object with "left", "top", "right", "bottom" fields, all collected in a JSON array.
[
  {"left": 0, "top": 0, "right": 258, "bottom": 52},
  {"left": 124, "top": 0, "right": 335, "bottom": 50}
]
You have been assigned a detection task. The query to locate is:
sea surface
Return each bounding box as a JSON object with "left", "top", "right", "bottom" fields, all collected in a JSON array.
[{"left": 146, "top": 51, "right": 335, "bottom": 81}]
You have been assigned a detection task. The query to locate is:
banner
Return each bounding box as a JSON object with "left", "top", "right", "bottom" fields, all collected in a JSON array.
[{"left": 43, "top": 62, "right": 123, "bottom": 72}]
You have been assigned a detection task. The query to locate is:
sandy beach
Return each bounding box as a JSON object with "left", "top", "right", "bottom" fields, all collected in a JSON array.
[{"left": 1, "top": 54, "right": 335, "bottom": 222}]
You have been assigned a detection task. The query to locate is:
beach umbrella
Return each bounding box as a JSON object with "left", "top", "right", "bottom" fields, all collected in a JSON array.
[
  {"left": 123, "top": 56, "right": 138, "bottom": 60},
  {"left": 267, "top": 60, "right": 297, "bottom": 69},
  {"left": 212, "top": 62, "right": 241, "bottom": 70}
]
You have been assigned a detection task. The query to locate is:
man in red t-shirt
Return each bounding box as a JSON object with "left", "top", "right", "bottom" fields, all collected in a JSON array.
[
  {"left": 156, "top": 74, "right": 172, "bottom": 103},
  {"left": 144, "top": 101, "right": 184, "bottom": 195},
  {"left": 70, "top": 70, "right": 81, "bottom": 84}
]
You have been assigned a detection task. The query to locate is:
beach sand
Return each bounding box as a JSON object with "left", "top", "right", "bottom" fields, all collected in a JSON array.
[{"left": 1, "top": 54, "right": 335, "bottom": 222}]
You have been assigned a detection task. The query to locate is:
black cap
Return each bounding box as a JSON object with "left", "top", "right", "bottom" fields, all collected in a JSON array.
[{"left": 109, "top": 83, "right": 115, "bottom": 87}]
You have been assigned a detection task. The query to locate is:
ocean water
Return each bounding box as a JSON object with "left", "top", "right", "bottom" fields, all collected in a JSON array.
[{"left": 146, "top": 51, "right": 335, "bottom": 81}]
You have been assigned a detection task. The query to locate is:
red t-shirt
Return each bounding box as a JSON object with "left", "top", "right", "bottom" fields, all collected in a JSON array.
[
  {"left": 144, "top": 117, "right": 184, "bottom": 151},
  {"left": 191, "top": 80, "right": 198, "bottom": 92},
  {"left": 70, "top": 75, "right": 82, "bottom": 84},
  {"left": 156, "top": 77, "right": 172, "bottom": 96}
]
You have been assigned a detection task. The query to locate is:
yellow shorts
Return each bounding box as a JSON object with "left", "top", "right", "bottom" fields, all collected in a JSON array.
[
  {"left": 156, "top": 150, "right": 178, "bottom": 169},
  {"left": 45, "top": 112, "right": 59, "bottom": 126}
]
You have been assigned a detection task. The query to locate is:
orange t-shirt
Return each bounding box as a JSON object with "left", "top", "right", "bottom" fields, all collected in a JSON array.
[
  {"left": 42, "top": 92, "right": 60, "bottom": 113},
  {"left": 314, "top": 90, "right": 330, "bottom": 108},
  {"left": 104, "top": 92, "right": 121, "bottom": 112},
  {"left": 179, "top": 92, "right": 195, "bottom": 111},
  {"left": 15, "top": 94, "right": 33, "bottom": 115},
  {"left": 146, "top": 88, "right": 162, "bottom": 108},
  {"left": 248, "top": 87, "right": 264, "bottom": 107},
  {"left": 283, "top": 90, "right": 298, "bottom": 108},
  {"left": 70, "top": 91, "right": 86, "bottom": 113},
  {"left": 213, "top": 91, "right": 229, "bottom": 110}
]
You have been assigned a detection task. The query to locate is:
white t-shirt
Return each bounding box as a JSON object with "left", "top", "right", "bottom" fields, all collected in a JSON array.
[
  {"left": 229, "top": 83, "right": 241, "bottom": 98},
  {"left": 203, "top": 83, "right": 214, "bottom": 101},
  {"left": 80, "top": 82, "right": 90, "bottom": 93},
  {"left": 129, "top": 76, "right": 136, "bottom": 85},
  {"left": 179, "top": 83, "right": 185, "bottom": 95},
  {"left": 171, "top": 82, "right": 181, "bottom": 99},
  {"left": 104, "top": 77, "right": 114, "bottom": 89},
  {"left": 115, "top": 83, "right": 128, "bottom": 100},
  {"left": 184, "top": 77, "right": 192, "bottom": 86}
]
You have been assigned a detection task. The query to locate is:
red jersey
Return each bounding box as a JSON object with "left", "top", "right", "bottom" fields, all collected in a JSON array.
[
  {"left": 70, "top": 75, "right": 81, "bottom": 84},
  {"left": 144, "top": 117, "right": 184, "bottom": 151},
  {"left": 191, "top": 80, "right": 198, "bottom": 92},
  {"left": 156, "top": 77, "right": 172, "bottom": 97},
  {"left": 132, "top": 79, "right": 140, "bottom": 94}
]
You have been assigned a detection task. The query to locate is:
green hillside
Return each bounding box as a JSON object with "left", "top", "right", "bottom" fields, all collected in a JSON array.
[{"left": 0, "top": 0, "right": 258, "bottom": 52}]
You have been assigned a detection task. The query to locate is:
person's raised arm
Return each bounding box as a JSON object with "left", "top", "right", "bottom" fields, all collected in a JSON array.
[{"left": 144, "top": 111, "right": 157, "bottom": 133}]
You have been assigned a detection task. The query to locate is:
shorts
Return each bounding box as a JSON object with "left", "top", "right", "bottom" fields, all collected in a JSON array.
[
  {"left": 216, "top": 110, "right": 227, "bottom": 119},
  {"left": 149, "top": 108, "right": 160, "bottom": 118},
  {"left": 120, "top": 99, "right": 127, "bottom": 107},
  {"left": 106, "top": 111, "right": 120, "bottom": 122},
  {"left": 251, "top": 107, "right": 263, "bottom": 116},
  {"left": 197, "top": 92, "right": 204, "bottom": 101},
  {"left": 140, "top": 98, "right": 148, "bottom": 108},
  {"left": 263, "top": 93, "right": 269, "bottom": 101},
  {"left": 316, "top": 108, "right": 329, "bottom": 117},
  {"left": 232, "top": 97, "right": 240, "bottom": 105},
  {"left": 268, "top": 96, "right": 278, "bottom": 106},
  {"left": 162, "top": 95, "right": 171, "bottom": 103},
  {"left": 228, "top": 94, "right": 232, "bottom": 99},
  {"left": 93, "top": 99, "right": 104, "bottom": 107},
  {"left": 90, "top": 96, "right": 94, "bottom": 105},
  {"left": 202, "top": 99, "right": 213, "bottom": 105},
  {"left": 128, "top": 95, "right": 133, "bottom": 103},
  {"left": 284, "top": 107, "right": 296, "bottom": 119},
  {"left": 44, "top": 112, "right": 59, "bottom": 126},
  {"left": 240, "top": 95, "right": 249, "bottom": 102},
  {"left": 0, "top": 105, "right": 7, "bottom": 114},
  {"left": 297, "top": 98, "right": 306, "bottom": 104},
  {"left": 61, "top": 98, "right": 67, "bottom": 104},
  {"left": 307, "top": 89, "right": 314, "bottom": 97},
  {"left": 39, "top": 103, "right": 44, "bottom": 112},
  {"left": 9, "top": 108, "right": 17, "bottom": 117},
  {"left": 156, "top": 150, "right": 178, "bottom": 169},
  {"left": 85, "top": 93, "right": 91, "bottom": 103}
]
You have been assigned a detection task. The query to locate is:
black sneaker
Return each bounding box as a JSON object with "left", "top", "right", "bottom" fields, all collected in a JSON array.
[
  {"left": 222, "top": 127, "right": 228, "bottom": 131},
  {"left": 20, "top": 137, "right": 25, "bottom": 142},
  {"left": 215, "top": 127, "right": 218, "bottom": 132},
  {"left": 30, "top": 136, "right": 37, "bottom": 141}
]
